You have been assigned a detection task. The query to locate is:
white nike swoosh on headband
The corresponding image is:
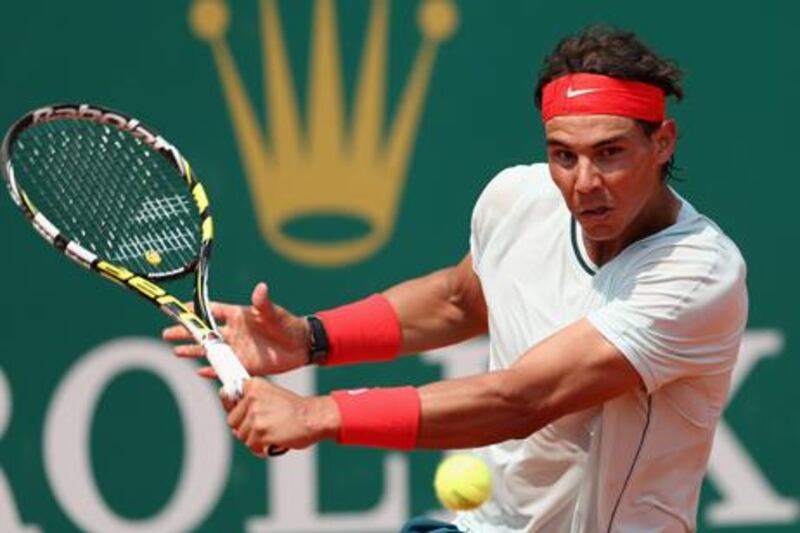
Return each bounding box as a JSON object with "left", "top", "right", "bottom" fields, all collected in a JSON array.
[{"left": 566, "top": 87, "right": 602, "bottom": 98}]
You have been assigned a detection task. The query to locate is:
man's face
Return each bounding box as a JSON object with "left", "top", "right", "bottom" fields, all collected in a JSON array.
[{"left": 545, "top": 114, "right": 676, "bottom": 242}]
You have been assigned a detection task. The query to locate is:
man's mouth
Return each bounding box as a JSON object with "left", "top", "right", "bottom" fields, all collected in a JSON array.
[
  {"left": 579, "top": 206, "right": 612, "bottom": 220},
  {"left": 580, "top": 207, "right": 611, "bottom": 216}
]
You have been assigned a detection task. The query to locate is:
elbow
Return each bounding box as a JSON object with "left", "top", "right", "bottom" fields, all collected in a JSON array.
[
  {"left": 487, "top": 370, "right": 553, "bottom": 441},
  {"left": 444, "top": 267, "right": 488, "bottom": 333}
]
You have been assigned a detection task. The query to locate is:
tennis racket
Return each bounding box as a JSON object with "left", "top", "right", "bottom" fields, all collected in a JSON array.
[{"left": 1, "top": 103, "right": 286, "bottom": 456}]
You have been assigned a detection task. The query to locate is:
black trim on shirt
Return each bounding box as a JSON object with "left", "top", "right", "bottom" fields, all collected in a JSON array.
[
  {"left": 607, "top": 395, "right": 653, "bottom": 532},
  {"left": 570, "top": 217, "right": 596, "bottom": 276}
]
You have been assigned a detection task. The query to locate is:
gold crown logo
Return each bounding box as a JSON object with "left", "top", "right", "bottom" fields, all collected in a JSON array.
[{"left": 189, "top": 0, "right": 457, "bottom": 266}]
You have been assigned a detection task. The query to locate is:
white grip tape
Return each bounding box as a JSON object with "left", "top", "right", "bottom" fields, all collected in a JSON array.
[{"left": 204, "top": 341, "right": 250, "bottom": 400}]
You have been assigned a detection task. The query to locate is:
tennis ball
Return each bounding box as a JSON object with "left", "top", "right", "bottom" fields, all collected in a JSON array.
[{"left": 434, "top": 454, "right": 492, "bottom": 511}]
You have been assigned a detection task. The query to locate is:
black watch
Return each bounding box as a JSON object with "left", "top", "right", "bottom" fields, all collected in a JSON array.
[{"left": 306, "top": 315, "right": 330, "bottom": 365}]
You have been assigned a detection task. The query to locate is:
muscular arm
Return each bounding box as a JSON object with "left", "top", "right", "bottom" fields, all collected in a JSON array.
[
  {"left": 223, "top": 316, "right": 644, "bottom": 455},
  {"left": 415, "top": 318, "right": 642, "bottom": 448},
  {"left": 163, "top": 253, "right": 487, "bottom": 376},
  {"left": 384, "top": 253, "right": 488, "bottom": 354}
]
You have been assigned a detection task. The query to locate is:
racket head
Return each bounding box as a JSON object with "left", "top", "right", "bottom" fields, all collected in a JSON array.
[
  {"left": 1, "top": 103, "right": 212, "bottom": 282},
  {"left": 2, "top": 103, "right": 221, "bottom": 337},
  {"left": 0, "top": 106, "right": 280, "bottom": 442},
  {"left": 3, "top": 112, "right": 284, "bottom": 453}
]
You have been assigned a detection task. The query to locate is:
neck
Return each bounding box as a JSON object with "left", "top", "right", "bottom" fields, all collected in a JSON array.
[{"left": 584, "top": 185, "right": 681, "bottom": 266}]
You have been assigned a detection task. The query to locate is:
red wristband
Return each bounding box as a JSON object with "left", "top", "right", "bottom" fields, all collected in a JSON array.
[
  {"left": 317, "top": 294, "right": 402, "bottom": 365},
  {"left": 331, "top": 387, "right": 421, "bottom": 450}
]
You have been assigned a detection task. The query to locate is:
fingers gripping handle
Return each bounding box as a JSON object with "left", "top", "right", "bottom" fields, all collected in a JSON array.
[
  {"left": 204, "top": 341, "right": 289, "bottom": 457},
  {"left": 205, "top": 340, "right": 250, "bottom": 400}
]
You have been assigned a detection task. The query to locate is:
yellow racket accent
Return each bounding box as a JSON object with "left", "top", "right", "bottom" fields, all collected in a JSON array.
[
  {"left": 144, "top": 249, "right": 162, "bottom": 265},
  {"left": 192, "top": 183, "right": 209, "bottom": 213},
  {"left": 96, "top": 261, "right": 134, "bottom": 282},
  {"left": 183, "top": 160, "right": 195, "bottom": 185},
  {"left": 128, "top": 276, "right": 166, "bottom": 300},
  {"left": 20, "top": 191, "right": 38, "bottom": 214},
  {"left": 157, "top": 295, "right": 213, "bottom": 336},
  {"left": 202, "top": 217, "right": 214, "bottom": 241}
]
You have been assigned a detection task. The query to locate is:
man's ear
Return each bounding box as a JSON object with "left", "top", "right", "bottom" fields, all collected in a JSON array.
[{"left": 653, "top": 119, "right": 677, "bottom": 165}]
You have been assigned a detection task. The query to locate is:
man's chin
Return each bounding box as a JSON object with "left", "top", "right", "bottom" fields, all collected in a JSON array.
[{"left": 577, "top": 221, "right": 620, "bottom": 242}]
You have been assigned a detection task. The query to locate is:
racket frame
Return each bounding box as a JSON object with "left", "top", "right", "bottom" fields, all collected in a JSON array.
[{"left": 1, "top": 103, "right": 249, "bottom": 398}]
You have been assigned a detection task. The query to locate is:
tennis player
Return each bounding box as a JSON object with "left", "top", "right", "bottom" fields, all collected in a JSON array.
[{"left": 165, "top": 26, "right": 748, "bottom": 532}]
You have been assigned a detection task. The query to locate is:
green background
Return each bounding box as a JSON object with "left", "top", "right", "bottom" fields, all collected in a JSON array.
[{"left": 0, "top": 1, "right": 796, "bottom": 531}]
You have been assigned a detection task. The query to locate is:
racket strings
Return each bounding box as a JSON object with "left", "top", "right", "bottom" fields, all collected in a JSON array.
[
  {"left": 12, "top": 119, "right": 200, "bottom": 275},
  {"left": 113, "top": 227, "right": 196, "bottom": 263},
  {"left": 134, "top": 195, "right": 192, "bottom": 223}
]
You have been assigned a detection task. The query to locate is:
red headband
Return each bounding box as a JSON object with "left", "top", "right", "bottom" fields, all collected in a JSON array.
[{"left": 541, "top": 73, "right": 665, "bottom": 123}]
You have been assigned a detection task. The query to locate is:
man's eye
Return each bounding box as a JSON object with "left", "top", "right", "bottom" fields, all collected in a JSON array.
[
  {"left": 553, "top": 150, "right": 576, "bottom": 165},
  {"left": 599, "top": 146, "right": 623, "bottom": 158}
]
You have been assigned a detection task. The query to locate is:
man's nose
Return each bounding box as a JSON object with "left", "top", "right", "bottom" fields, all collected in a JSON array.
[{"left": 574, "top": 158, "right": 602, "bottom": 194}]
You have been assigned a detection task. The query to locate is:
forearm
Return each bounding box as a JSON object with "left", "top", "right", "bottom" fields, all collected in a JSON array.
[
  {"left": 415, "top": 319, "right": 642, "bottom": 449},
  {"left": 321, "top": 365, "right": 553, "bottom": 450},
  {"left": 415, "top": 370, "right": 548, "bottom": 448},
  {"left": 384, "top": 260, "right": 488, "bottom": 354},
  {"left": 314, "top": 322, "right": 641, "bottom": 452}
]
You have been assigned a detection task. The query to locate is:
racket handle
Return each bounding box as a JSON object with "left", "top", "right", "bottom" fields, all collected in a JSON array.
[
  {"left": 205, "top": 340, "right": 250, "bottom": 400},
  {"left": 204, "top": 341, "right": 290, "bottom": 458}
]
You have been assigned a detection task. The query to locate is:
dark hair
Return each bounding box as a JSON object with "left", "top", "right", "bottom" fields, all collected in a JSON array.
[{"left": 534, "top": 26, "right": 683, "bottom": 180}]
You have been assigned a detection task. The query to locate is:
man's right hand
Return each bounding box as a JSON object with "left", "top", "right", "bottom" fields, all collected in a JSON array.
[{"left": 162, "top": 282, "right": 310, "bottom": 377}]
